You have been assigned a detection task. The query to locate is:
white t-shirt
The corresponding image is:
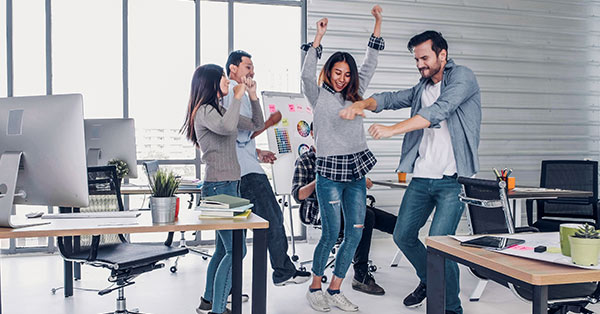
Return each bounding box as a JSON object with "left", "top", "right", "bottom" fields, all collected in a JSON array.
[{"left": 412, "top": 80, "right": 457, "bottom": 179}]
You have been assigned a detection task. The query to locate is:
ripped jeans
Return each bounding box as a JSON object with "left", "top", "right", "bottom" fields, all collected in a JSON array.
[{"left": 311, "top": 174, "right": 366, "bottom": 279}]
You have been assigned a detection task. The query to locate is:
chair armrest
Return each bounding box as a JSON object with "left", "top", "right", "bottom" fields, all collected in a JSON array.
[
  {"left": 525, "top": 199, "right": 535, "bottom": 226},
  {"left": 515, "top": 226, "right": 539, "bottom": 233}
]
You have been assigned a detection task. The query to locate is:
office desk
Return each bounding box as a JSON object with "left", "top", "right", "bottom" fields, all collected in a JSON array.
[
  {"left": 371, "top": 180, "right": 592, "bottom": 225},
  {"left": 426, "top": 235, "right": 600, "bottom": 314},
  {"left": 0, "top": 212, "right": 269, "bottom": 314}
]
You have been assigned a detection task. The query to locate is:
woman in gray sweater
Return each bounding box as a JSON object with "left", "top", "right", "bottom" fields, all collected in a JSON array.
[
  {"left": 301, "top": 5, "right": 384, "bottom": 313},
  {"left": 181, "top": 64, "right": 264, "bottom": 314}
]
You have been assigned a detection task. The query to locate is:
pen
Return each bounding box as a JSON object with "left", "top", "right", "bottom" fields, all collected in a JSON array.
[
  {"left": 506, "top": 169, "right": 512, "bottom": 177},
  {"left": 493, "top": 168, "right": 501, "bottom": 178}
]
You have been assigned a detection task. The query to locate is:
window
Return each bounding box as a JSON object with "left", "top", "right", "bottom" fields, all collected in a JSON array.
[
  {"left": 52, "top": 0, "right": 122, "bottom": 118},
  {"left": 13, "top": 0, "right": 45, "bottom": 96},
  {"left": 129, "top": 0, "right": 195, "bottom": 161},
  {"left": 200, "top": 0, "right": 228, "bottom": 66},
  {"left": 0, "top": 0, "right": 7, "bottom": 97}
]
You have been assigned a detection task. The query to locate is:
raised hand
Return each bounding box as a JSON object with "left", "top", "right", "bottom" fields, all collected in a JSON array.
[
  {"left": 233, "top": 82, "right": 247, "bottom": 100},
  {"left": 371, "top": 5, "right": 382, "bottom": 21},
  {"left": 316, "top": 18, "right": 328, "bottom": 36}
]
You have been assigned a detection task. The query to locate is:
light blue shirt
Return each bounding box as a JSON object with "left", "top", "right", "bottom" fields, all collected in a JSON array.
[{"left": 222, "top": 80, "right": 265, "bottom": 176}]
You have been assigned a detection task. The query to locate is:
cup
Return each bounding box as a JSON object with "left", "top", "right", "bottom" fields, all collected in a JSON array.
[
  {"left": 560, "top": 223, "right": 585, "bottom": 256},
  {"left": 507, "top": 177, "right": 515, "bottom": 190},
  {"left": 397, "top": 172, "right": 407, "bottom": 183}
]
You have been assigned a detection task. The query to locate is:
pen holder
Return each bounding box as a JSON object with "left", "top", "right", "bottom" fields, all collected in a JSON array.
[
  {"left": 397, "top": 172, "right": 407, "bottom": 183},
  {"left": 499, "top": 177, "right": 516, "bottom": 190}
]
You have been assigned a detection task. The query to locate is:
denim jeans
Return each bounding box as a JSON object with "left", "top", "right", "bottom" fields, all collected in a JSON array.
[
  {"left": 353, "top": 206, "right": 397, "bottom": 277},
  {"left": 202, "top": 180, "right": 247, "bottom": 314},
  {"left": 312, "top": 174, "right": 366, "bottom": 279},
  {"left": 393, "top": 175, "right": 464, "bottom": 314},
  {"left": 240, "top": 173, "right": 297, "bottom": 284}
]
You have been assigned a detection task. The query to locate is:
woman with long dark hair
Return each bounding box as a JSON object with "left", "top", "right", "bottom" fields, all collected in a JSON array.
[
  {"left": 300, "top": 5, "right": 384, "bottom": 312},
  {"left": 182, "top": 64, "right": 264, "bottom": 314}
]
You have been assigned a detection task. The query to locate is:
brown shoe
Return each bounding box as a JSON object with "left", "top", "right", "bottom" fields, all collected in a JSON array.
[{"left": 351, "top": 272, "right": 385, "bottom": 296}]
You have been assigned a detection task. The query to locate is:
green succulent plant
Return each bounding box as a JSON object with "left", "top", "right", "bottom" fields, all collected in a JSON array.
[
  {"left": 573, "top": 223, "right": 600, "bottom": 239},
  {"left": 107, "top": 159, "right": 130, "bottom": 179},
  {"left": 150, "top": 169, "right": 181, "bottom": 197}
]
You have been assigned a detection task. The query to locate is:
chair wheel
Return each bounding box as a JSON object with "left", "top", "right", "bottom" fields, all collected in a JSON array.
[
  {"left": 292, "top": 255, "right": 299, "bottom": 262},
  {"left": 202, "top": 256, "right": 208, "bottom": 260},
  {"left": 299, "top": 266, "right": 306, "bottom": 272},
  {"left": 321, "top": 276, "right": 328, "bottom": 283},
  {"left": 331, "top": 248, "right": 336, "bottom": 254},
  {"left": 170, "top": 266, "right": 177, "bottom": 273},
  {"left": 369, "top": 265, "right": 377, "bottom": 272}
]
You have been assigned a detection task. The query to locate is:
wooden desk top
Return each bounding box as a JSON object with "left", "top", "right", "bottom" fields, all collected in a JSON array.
[
  {"left": 426, "top": 236, "right": 600, "bottom": 285},
  {"left": 0, "top": 211, "right": 268, "bottom": 239}
]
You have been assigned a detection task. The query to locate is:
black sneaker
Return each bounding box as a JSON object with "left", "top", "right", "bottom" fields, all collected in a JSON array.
[
  {"left": 274, "top": 270, "right": 311, "bottom": 286},
  {"left": 403, "top": 282, "right": 426, "bottom": 308},
  {"left": 352, "top": 272, "right": 385, "bottom": 296},
  {"left": 196, "top": 297, "right": 212, "bottom": 314}
]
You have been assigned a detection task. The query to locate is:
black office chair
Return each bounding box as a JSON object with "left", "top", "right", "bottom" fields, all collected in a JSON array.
[
  {"left": 458, "top": 176, "right": 600, "bottom": 313},
  {"left": 57, "top": 165, "right": 189, "bottom": 314},
  {"left": 526, "top": 160, "right": 599, "bottom": 232}
]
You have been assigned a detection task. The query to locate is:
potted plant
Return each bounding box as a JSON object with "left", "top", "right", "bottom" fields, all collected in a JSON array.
[
  {"left": 149, "top": 169, "right": 180, "bottom": 224},
  {"left": 569, "top": 223, "right": 600, "bottom": 266},
  {"left": 107, "top": 159, "right": 130, "bottom": 182}
]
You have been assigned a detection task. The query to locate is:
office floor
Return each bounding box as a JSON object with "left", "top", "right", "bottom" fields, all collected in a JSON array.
[{"left": 3, "top": 237, "right": 600, "bottom": 314}]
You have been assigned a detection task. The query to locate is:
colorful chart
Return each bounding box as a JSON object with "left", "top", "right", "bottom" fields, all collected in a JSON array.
[
  {"left": 274, "top": 128, "right": 292, "bottom": 154},
  {"left": 297, "top": 120, "right": 310, "bottom": 137},
  {"left": 298, "top": 144, "right": 310, "bottom": 156}
]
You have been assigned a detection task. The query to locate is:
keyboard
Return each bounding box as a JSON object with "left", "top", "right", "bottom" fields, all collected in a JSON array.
[{"left": 42, "top": 211, "right": 141, "bottom": 219}]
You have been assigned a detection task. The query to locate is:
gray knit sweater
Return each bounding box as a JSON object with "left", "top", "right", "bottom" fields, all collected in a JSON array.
[
  {"left": 194, "top": 97, "right": 264, "bottom": 182},
  {"left": 301, "top": 46, "right": 379, "bottom": 157}
]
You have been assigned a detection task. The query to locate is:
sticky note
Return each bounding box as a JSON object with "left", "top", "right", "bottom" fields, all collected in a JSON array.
[
  {"left": 547, "top": 247, "right": 561, "bottom": 253},
  {"left": 510, "top": 245, "right": 533, "bottom": 251},
  {"left": 288, "top": 104, "right": 295, "bottom": 112},
  {"left": 282, "top": 118, "right": 289, "bottom": 127},
  {"left": 268, "top": 104, "right": 276, "bottom": 113},
  {"left": 307, "top": 106, "right": 312, "bottom": 113},
  {"left": 297, "top": 105, "right": 303, "bottom": 111}
]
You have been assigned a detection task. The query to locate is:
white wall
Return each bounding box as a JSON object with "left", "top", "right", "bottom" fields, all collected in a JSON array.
[{"left": 307, "top": 0, "right": 600, "bottom": 216}]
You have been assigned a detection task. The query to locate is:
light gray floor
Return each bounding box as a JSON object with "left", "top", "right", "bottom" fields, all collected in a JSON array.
[{"left": 2, "top": 238, "right": 599, "bottom": 313}]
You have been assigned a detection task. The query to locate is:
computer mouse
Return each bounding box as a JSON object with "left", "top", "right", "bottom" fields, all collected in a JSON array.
[{"left": 26, "top": 211, "right": 44, "bottom": 219}]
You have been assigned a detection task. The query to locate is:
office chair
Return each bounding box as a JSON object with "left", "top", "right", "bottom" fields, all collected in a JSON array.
[
  {"left": 458, "top": 176, "right": 600, "bottom": 313},
  {"left": 57, "top": 165, "right": 189, "bottom": 313},
  {"left": 526, "top": 160, "right": 599, "bottom": 231},
  {"left": 142, "top": 160, "right": 210, "bottom": 273}
]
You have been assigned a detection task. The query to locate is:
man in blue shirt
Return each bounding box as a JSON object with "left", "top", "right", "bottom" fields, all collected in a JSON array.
[
  {"left": 341, "top": 31, "right": 481, "bottom": 314},
  {"left": 222, "top": 50, "right": 310, "bottom": 286}
]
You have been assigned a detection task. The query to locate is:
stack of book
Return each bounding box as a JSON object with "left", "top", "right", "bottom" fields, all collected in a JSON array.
[{"left": 196, "top": 194, "right": 253, "bottom": 219}]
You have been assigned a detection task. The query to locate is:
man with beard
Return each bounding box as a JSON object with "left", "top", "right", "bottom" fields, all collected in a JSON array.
[{"left": 339, "top": 30, "right": 481, "bottom": 314}]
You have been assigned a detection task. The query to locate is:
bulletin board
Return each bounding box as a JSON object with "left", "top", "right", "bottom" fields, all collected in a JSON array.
[{"left": 261, "top": 91, "right": 314, "bottom": 195}]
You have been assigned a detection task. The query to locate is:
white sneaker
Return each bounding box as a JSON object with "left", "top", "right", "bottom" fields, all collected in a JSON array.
[
  {"left": 325, "top": 291, "right": 359, "bottom": 312},
  {"left": 306, "top": 290, "right": 331, "bottom": 312}
]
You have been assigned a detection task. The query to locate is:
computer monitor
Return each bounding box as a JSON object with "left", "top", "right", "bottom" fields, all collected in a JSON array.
[
  {"left": 84, "top": 118, "right": 138, "bottom": 178},
  {"left": 0, "top": 94, "right": 89, "bottom": 228}
]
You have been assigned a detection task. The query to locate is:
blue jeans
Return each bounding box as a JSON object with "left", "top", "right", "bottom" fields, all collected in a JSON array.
[
  {"left": 312, "top": 174, "right": 366, "bottom": 279},
  {"left": 202, "top": 180, "right": 247, "bottom": 314},
  {"left": 240, "top": 173, "right": 297, "bottom": 284},
  {"left": 393, "top": 175, "right": 464, "bottom": 314}
]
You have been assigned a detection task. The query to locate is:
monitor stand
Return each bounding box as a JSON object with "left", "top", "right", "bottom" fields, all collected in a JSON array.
[
  {"left": 87, "top": 148, "right": 101, "bottom": 167},
  {"left": 0, "top": 152, "right": 50, "bottom": 228}
]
